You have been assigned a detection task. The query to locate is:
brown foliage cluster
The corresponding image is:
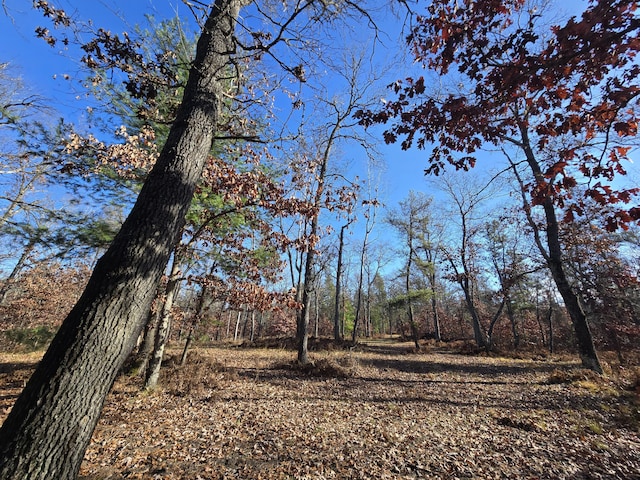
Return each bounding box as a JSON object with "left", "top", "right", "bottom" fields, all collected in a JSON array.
[
  {"left": 0, "top": 262, "right": 90, "bottom": 331},
  {"left": 62, "top": 127, "right": 159, "bottom": 180},
  {"left": 357, "top": 0, "right": 640, "bottom": 230}
]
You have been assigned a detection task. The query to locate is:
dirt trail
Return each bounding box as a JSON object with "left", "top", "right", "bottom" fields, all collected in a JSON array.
[{"left": 1, "top": 340, "right": 639, "bottom": 479}]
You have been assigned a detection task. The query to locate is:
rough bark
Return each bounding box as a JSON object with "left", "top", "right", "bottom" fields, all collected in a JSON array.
[
  {"left": 485, "top": 298, "right": 506, "bottom": 351},
  {"left": 0, "top": 2, "right": 239, "bottom": 478},
  {"left": 542, "top": 199, "right": 602, "bottom": 372},
  {"left": 298, "top": 246, "right": 315, "bottom": 364}
]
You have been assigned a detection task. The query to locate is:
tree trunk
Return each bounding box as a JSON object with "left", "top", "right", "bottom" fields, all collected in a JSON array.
[
  {"left": 131, "top": 306, "right": 160, "bottom": 376},
  {"left": 461, "top": 276, "right": 487, "bottom": 349},
  {"left": 180, "top": 283, "right": 210, "bottom": 366},
  {"left": 0, "top": 238, "right": 36, "bottom": 304},
  {"left": 547, "top": 238, "right": 602, "bottom": 371},
  {"left": 505, "top": 298, "right": 520, "bottom": 349},
  {"left": 180, "top": 331, "right": 194, "bottom": 366},
  {"left": 0, "top": 3, "right": 239, "bottom": 478},
  {"left": 256, "top": 310, "right": 264, "bottom": 339},
  {"left": 426, "top": 254, "right": 441, "bottom": 342},
  {"left": 313, "top": 294, "right": 319, "bottom": 338},
  {"left": 297, "top": 102, "right": 344, "bottom": 363},
  {"left": 249, "top": 311, "right": 256, "bottom": 341},
  {"left": 351, "top": 231, "right": 369, "bottom": 343},
  {"left": 145, "top": 254, "right": 182, "bottom": 389},
  {"left": 234, "top": 309, "right": 242, "bottom": 341},
  {"left": 333, "top": 223, "right": 347, "bottom": 340},
  {"left": 485, "top": 298, "right": 506, "bottom": 352},
  {"left": 405, "top": 256, "right": 420, "bottom": 350},
  {"left": 351, "top": 284, "right": 363, "bottom": 342},
  {"left": 517, "top": 125, "right": 602, "bottom": 372},
  {"left": 535, "top": 287, "right": 547, "bottom": 348},
  {"left": 297, "top": 231, "right": 316, "bottom": 363},
  {"left": 241, "top": 307, "right": 251, "bottom": 339},
  {"left": 298, "top": 250, "right": 314, "bottom": 363},
  {"left": 547, "top": 305, "right": 554, "bottom": 354},
  {"left": 225, "top": 309, "right": 233, "bottom": 339},
  {"left": 430, "top": 288, "right": 441, "bottom": 342}
]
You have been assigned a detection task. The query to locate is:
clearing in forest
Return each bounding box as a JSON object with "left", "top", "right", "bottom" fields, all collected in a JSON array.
[{"left": 1, "top": 339, "right": 639, "bottom": 479}]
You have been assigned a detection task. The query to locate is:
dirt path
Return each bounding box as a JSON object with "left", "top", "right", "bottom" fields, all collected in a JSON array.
[{"left": 1, "top": 340, "right": 639, "bottom": 479}]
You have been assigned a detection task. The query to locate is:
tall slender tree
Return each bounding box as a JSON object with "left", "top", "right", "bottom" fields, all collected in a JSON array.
[
  {"left": 387, "top": 191, "right": 435, "bottom": 349},
  {"left": 358, "top": 0, "right": 640, "bottom": 371}
]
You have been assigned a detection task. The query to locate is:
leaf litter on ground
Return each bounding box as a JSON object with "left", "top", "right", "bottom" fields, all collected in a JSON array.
[{"left": 1, "top": 339, "right": 639, "bottom": 479}]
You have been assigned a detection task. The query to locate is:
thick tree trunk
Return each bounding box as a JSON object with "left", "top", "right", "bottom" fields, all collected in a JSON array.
[
  {"left": 298, "top": 247, "right": 314, "bottom": 363},
  {"left": 250, "top": 310, "right": 256, "bottom": 342},
  {"left": 0, "top": 3, "right": 239, "bottom": 478},
  {"left": 546, "top": 226, "right": 602, "bottom": 372},
  {"left": 297, "top": 208, "right": 320, "bottom": 364}
]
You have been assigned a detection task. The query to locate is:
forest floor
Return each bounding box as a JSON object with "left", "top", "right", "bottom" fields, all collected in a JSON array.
[{"left": 1, "top": 339, "right": 639, "bottom": 479}]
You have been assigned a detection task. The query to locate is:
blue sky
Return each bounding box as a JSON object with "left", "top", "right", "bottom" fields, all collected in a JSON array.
[
  {"left": 1, "top": 1, "right": 435, "bottom": 213},
  {"left": 2, "top": 1, "right": 188, "bottom": 116},
  {"left": 2, "top": 0, "right": 638, "bottom": 262}
]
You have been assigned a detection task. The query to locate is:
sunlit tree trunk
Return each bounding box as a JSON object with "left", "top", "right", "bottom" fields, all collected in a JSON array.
[
  {"left": 131, "top": 304, "right": 160, "bottom": 376},
  {"left": 0, "top": 3, "right": 239, "bottom": 477},
  {"left": 181, "top": 271, "right": 213, "bottom": 365},
  {"left": 0, "top": 238, "right": 36, "bottom": 304},
  {"left": 234, "top": 308, "right": 243, "bottom": 341},
  {"left": 145, "top": 253, "right": 182, "bottom": 389}
]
